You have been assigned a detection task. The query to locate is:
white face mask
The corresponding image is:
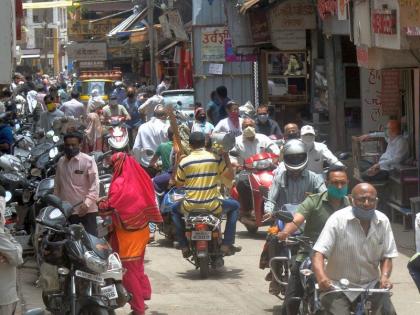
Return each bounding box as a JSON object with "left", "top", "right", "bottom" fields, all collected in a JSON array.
[{"left": 301, "top": 134, "right": 315, "bottom": 147}]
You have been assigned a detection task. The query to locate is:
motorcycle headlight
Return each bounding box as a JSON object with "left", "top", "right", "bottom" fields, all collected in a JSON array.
[
  {"left": 107, "top": 253, "right": 123, "bottom": 271},
  {"left": 84, "top": 251, "right": 108, "bottom": 274}
]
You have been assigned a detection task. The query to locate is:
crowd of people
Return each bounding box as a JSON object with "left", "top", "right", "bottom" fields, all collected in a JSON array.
[{"left": 0, "top": 72, "right": 414, "bottom": 315}]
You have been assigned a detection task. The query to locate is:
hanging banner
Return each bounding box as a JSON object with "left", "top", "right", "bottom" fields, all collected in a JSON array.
[
  {"left": 201, "top": 26, "right": 229, "bottom": 62},
  {"left": 381, "top": 70, "right": 400, "bottom": 116}
]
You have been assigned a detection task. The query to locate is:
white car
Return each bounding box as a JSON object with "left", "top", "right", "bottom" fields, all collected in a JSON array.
[{"left": 161, "top": 89, "right": 195, "bottom": 121}]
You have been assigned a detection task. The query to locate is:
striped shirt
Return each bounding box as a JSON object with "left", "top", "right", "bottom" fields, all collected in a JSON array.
[
  {"left": 313, "top": 206, "right": 398, "bottom": 299},
  {"left": 176, "top": 149, "right": 226, "bottom": 214}
]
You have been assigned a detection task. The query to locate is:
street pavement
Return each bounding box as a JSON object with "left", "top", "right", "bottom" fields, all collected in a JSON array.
[{"left": 17, "top": 223, "right": 420, "bottom": 315}]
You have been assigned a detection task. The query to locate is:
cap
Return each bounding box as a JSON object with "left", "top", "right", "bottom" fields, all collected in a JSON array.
[{"left": 301, "top": 125, "right": 315, "bottom": 136}]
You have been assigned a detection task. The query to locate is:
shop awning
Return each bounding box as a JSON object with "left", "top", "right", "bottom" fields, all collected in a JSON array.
[
  {"left": 108, "top": 6, "right": 148, "bottom": 37},
  {"left": 21, "top": 54, "right": 40, "bottom": 59}
]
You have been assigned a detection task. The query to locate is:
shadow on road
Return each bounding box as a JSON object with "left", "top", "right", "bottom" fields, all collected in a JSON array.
[
  {"left": 176, "top": 267, "right": 244, "bottom": 280},
  {"left": 149, "top": 312, "right": 169, "bottom": 315},
  {"left": 236, "top": 230, "right": 267, "bottom": 240},
  {"left": 265, "top": 304, "right": 283, "bottom": 315}
]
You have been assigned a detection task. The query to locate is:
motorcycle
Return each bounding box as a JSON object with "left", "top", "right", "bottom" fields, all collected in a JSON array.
[
  {"left": 36, "top": 194, "right": 129, "bottom": 315},
  {"left": 158, "top": 187, "right": 183, "bottom": 242},
  {"left": 104, "top": 116, "right": 129, "bottom": 152},
  {"left": 231, "top": 152, "right": 279, "bottom": 233}
]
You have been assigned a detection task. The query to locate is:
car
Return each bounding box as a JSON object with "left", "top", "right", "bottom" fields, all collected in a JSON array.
[{"left": 161, "top": 89, "right": 195, "bottom": 121}]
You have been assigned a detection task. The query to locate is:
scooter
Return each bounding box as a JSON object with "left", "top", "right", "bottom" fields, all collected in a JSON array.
[{"left": 231, "top": 152, "right": 279, "bottom": 234}]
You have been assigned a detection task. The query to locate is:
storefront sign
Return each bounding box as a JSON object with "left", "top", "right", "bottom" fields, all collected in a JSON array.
[
  {"left": 68, "top": 19, "right": 121, "bottom": 40},
  {"left": 317, "top": 0, "right": 337, "bottom": 20},
  {"left": 67, "top": 42, "right": 107, "bottom": 61},
  {"left": 79, "top": 61, "right": 105, "bottom": 69},
  {"left": 208, "top": 63, "right": 223, "bottom": 75},
  {"left": 224, "top": 39, "right": 257, "bottom": 62},
  {"left": 372, "top": 9, "right": 397, "bottom": 35},
  {"left": 249, "top": 10, "right": 270, "bottom": 43},
  {"left": 271, "top": 30, "right": 306, "bottom": 50},
  {"left": 201, "top": 27, "right": 229, "bottom": 62},
  {"left": 159, "top": 9, "right": 188, "bottom": 41},
  {"left": 269, "top": 0, "right": 316, "bottom": 30},
  {"left": 381, "top": 70, "right": 400, "bottom": 116}
]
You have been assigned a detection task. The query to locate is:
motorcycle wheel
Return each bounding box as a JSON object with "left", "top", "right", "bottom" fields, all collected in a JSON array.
[
  {"left": 79, "top": 306, "right": 109, "bottom": 315},
  {"left": 199, "top": 256, "right": 209, "bottom": 279}
]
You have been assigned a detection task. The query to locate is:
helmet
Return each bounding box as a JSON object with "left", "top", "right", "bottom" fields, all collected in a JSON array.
[{"left": 283, "top": 139, "right": 308, "bottom": 172}]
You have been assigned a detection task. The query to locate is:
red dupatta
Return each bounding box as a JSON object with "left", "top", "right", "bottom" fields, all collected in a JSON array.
[{"left": 107, "top": 152, "right": 162, "bottom": 230}]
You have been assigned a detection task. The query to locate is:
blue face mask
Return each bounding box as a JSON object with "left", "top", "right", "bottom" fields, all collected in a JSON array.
[
  {"left": 327, "top": 184, "right": 348, "bottom": 199},
  {"left": 352, "top": 206, "right": 376, "bottom": 221}
]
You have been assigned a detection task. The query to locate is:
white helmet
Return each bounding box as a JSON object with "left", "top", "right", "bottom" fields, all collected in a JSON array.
[{"left": 283, "top": 139, "right": 308, "bottom": 172}]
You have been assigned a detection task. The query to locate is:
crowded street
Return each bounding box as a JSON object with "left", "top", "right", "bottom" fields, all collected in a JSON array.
[{"left": 1, "top": 1, "right": 420, "bottom": 315}]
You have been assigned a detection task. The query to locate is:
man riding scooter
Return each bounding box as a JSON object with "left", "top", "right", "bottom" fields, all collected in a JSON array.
[
  {"left": 261, "top": 139, "right": 326, "bottom": 295},
  {"left": 171, "top": 132, "right": 241, "bottom": 257},
  {"left": 232, "top": 118, "right": 280, "bottom": 230}
]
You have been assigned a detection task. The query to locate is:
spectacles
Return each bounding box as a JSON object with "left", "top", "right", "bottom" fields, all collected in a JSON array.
[{"left": 354, "top": 197, "right": 378, "bottom": 203}]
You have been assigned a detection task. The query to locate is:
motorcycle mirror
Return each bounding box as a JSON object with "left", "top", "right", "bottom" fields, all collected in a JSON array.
[
  {"left": 272, "top": 210, "right": 294, "bottom": 223},
  {"left": 24, "top": 308, "right": 45, "bottom": 315},
  {"left": 43, "top": 194, "right": 63, "bottom": 210},
  {"left": 5, "top": 191, "right": 12, "bottom": 203}
]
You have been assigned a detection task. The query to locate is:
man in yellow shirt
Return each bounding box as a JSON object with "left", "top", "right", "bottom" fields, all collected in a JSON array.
[{"left": 172, "top": 132, "right": 241, "bottom": 257}]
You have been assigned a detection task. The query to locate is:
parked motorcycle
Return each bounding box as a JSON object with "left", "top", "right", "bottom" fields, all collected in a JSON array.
[
  {"left": 36, "top": 194, "right": 129, "bottom": 315},
  {"left": 231, "top": 152, "right": 279, "bottom": 233}
]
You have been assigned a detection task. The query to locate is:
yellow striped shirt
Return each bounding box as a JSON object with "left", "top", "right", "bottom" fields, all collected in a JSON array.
[{"left": 176, "top": 149, "right": 226, "bottom": 214}]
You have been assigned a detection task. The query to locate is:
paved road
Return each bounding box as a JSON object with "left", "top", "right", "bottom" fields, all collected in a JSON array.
[{"left": 17, "top": 224, "right": 420, "bottom": 315}]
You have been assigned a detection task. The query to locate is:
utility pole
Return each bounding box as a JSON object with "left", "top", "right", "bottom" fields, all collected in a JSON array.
[
  {"left": 324, "top": 35, "right": 338, "bottom": 150},
  {"left": 147, "top": 0, "right": 157, "bottom": 86},
  {"left": 43, "top": 11, "right": 48, "bottom": 74}
]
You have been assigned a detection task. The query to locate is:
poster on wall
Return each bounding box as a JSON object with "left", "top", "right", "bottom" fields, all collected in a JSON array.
[
  {"left": 381, "top": 70, "right": 400, "bottom": 117},
  {"left": 312, "top": 60, "right": 328, "bottom": 113},
  {"left": 201, "top": 27, "right": 229, "bottom": 62}
]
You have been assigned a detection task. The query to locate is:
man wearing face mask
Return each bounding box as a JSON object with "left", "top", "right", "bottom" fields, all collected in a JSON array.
[
  {"left": 274, "top": 165, "right": 349, "bottom": 314},
  {"left": 54, "top": 132, "right": 100, "bottom": 236},
  {"left": 358, "top": 120, "right": 409, "bottom": 181},
  {"left": 312, "top": 183, "right": 397, "bottom": 315},
  {"left": 255, "top": 105, "right": 283, "bottom": 139},
  {"left": 102, "top": 94, "right": 131, "bottom": 123},
  {"left": 213, "top": 101, "right": 243, "bottom": 137},
  {"left": 233, "top": 119, "right": 280, "bottom": 220},
  {"left": 191, "top": 107, "right": 214, "bottom": 135},
  {"left": 283, "top": 123, "right": 300, "bottom": 141},
  {"left": 37, "top": 94, "right": 64, "bottom": 132},
  {"left": 300, "top": 125, "right": 343, "bottom": 175}
]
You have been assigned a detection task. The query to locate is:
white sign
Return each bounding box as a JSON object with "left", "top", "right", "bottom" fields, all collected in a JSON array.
[
  {"left": 67, "top": 42, "right": 107, "bottom": 61},
  {"left": 269, "top": 0, "right": 316, "bottom": 30},
  {"left": 271, "top": 30, "right": 306, "bottom": 50},
  {"left": 159, "top": 10, "right": 188, "bottom": 41},
  {"left": 208, "top": 63, "right": 223, "bottom": 75},
  {"left": 201, "top": 27, "right": 229, "bottom": 62}
]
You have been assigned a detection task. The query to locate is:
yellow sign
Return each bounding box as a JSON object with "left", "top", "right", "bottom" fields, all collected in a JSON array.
[
  {"left": 23, "top": 1, "right": 76, "bottom": 9},
  {"left": 68, "top": 19, "right": 122, "bottom": 39}
]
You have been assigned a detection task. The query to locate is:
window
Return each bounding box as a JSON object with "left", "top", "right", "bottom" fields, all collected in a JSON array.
[{"left": 32, "top": 6, "right": 53, "bottom": 24}]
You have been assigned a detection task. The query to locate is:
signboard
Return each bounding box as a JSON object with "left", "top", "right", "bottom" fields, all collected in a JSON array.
[
  {"left": 79, "top": 61, "right": 105, "bottom": 69},
  {"left": 208, "top": 63, "right": 223, "bottom": 75},
  {"left": 269, "top": 0, "right": 316, "bottom": 30},
  {"left": 372, "top": 9, "right": 397, "bottom": 35},
  {"left": 68, "top": 19, "right": 121, "bottom": 40},
  {"left": 249, "top": 10, "right": 270, "bottom": 43},
  {"left": 317, "top": 0, "right": 337, "bottom": 20},
  {"left": 159, "top": 9, "right": 188, "bottom": 41},
  {"left": 224, "top": 39, "right": 257, "bottom": 62},
  {"left": 67, "top": 42, "right": 107, "bottom": 61},
  {"left": 271, "top": 30, "right": 306, "bottom": 50},
  {"left": 201, "top": 27, "right": 229, "bottom": 62},
  {"left": 381, "top": 70, "right": 400, "bottom": 116}
]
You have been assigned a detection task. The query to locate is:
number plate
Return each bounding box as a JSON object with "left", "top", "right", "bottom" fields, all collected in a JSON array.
[
  {"left": 101, "top": 284, "right": 118, "bottom": 300},
  {"left": 4, "top": 207, "right": 13, "bottom": 218},
  {"left": 191, "top": 230, "right": 212, "bottom": 241},
  {"left": 75, "top": 270, "right": 104, "bottom": 284}
]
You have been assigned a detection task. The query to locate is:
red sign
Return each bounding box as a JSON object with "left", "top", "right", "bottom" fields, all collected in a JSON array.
[
  {"left": 372, "top": 10, "right": 397, "bottom": 35},
  {"left": 317, "top": 0, "right": 337, "bottom": 20},
  {"left": 356, "top": 46, "right": 369, "bottom": 67}
]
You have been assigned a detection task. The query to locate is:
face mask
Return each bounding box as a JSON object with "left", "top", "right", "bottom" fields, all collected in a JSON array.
[
  {"left": 287, "top": 132, "right": 299, "bottom": 140},
  {"left": 352, "top": 206, "right": 376, "bottom": 221},
  {"left": 229, "top": 111, "right": 239, "bottom": 120},
  {"left": 47, "top": 103, "right": 56, "bottom": 112},
  {"left": 258, "top": 114, "right": 269, "bottom": 123},
  {"left": 302, "top": 134, "right": 315, "bottom": 146},
  {"left": 64, "top": 146, "right": 80, "bottom": 158},
  {"left": 327, "top": 184, "right": 348, "bottom": 199},
  {"left": 127, "top": 94, "right": 135, "bottom": 98},
  {"left": 243, "top": 126, "right": 256, "bottom": 139}
]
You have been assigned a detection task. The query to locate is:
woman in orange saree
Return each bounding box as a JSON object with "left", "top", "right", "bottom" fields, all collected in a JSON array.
[{"left": 99, "top": 152, "right": 162, "bottom": 315}]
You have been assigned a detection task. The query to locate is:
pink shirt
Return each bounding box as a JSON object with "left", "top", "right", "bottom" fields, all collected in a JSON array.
[{"left": 54, "top": 152, "right": 99, "bottom": 215}]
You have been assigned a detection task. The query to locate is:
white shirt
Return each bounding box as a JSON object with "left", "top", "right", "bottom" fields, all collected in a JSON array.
[
  {"left": 313, "top": 206, "right": 398, "bottom": 300},
  {"left": 138, "top": 95, "right": 163, "bottom": 121},
  {"left": 133, "top": 117, "right": 169, "bottom": 166},
  {"left": 234, "top": 133, "right": 280, "bottom": 165},
  {"left": 191, "top": 121, "right": 214, "bottom": 135},
  {"left": 213, "top": 117, "right": 244, "bottom": 137},
  {"left": 306, "top": 141, "right": 344, "bottom": 174},
  {"left": 378, "top": 135, "right": 409, "bottom": 171},
  {"left": 60, "top": 98, "right": 86, "bottom": 119}
]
